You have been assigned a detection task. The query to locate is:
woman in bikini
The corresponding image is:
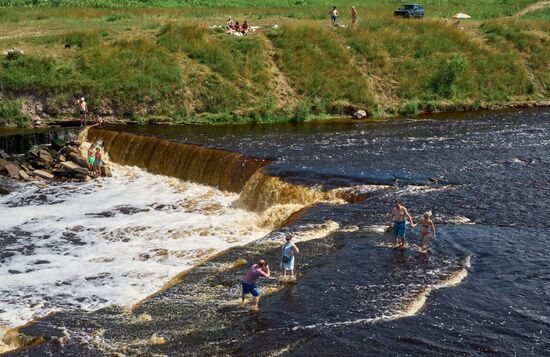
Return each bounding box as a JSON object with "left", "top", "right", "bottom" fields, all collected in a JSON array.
[{"left": 419, "top": 211, "right": 436, "bottom": 251}]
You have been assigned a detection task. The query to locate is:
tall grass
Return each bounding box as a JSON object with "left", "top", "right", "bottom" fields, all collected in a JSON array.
[
  {"left": 269, "top": 25, "right": 375, "bottom": 114},
  {"left": 0, "top": 99, "right": 29, "bottom": 127},
  {"left": 341, "top": 18, "right": 533, "bottom": 107}
]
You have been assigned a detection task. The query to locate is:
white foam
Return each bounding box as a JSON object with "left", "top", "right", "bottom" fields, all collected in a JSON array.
[{"left": 0, "top": 165, "right": 269, "bottom": 328}]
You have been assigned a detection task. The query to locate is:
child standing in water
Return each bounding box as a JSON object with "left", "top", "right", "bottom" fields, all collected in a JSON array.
[
  {"left": 87, "top": 144, "right": 95, "bottom": 171},
  {"left": 93, "top": 147, "right": 102, "bottom": 177},
  {"left": 281, "top": 235, "right": 299, "bottom": 281},
  {"left": 419, "top": 211, "right": 436, "bottom": 251}
]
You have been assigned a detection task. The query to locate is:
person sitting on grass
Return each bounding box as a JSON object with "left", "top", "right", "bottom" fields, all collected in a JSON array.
[
  {"left": 241, "top": 259, "right": 270, "bottom": 309},
  {"left": 241, "top": 21, "right": 249, "bottom": 35},
  {"left": 226, "top": 17, "right": 235, "bottom": 32}
]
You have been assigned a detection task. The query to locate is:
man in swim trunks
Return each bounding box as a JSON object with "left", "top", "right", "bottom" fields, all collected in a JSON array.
[
  {"left": 78, "top": 97, "right": 88, "bottom": 126},
  {"left": 241, "top": 259, "right": 270, "bottom": 309},
  {"left": 389, "top": 199, "right": 415, "bottom": 248},
  {"left": 93, "top": 147, "right": 102, "bottom": 177},
  {"left": 87, "top": 144, "right": 95, "bottom": 171},
  {"left": 329, "top": 6, "right": 338, "bottom": 29}
]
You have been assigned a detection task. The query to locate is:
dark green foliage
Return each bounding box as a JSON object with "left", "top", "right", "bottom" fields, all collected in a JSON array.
[
  {"left": 430, "top": 54, "right": 467, "bottom": 99},
  {"left": 0, "top": 100, "right": 29, "bottom": 127}
]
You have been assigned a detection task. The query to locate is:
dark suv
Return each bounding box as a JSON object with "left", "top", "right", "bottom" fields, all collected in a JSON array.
[{"left": 394, "top": 4, "right": 425, "bottom": 18}]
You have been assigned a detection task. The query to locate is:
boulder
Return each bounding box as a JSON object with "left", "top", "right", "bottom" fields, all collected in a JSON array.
[
  {"left": 101, "top": 165, "right": 112, "bottom": 177},
  {"left": 33, "top": 170, "right": 54, "bottom": 180},
  {"left": 0, "top": 159, "right": 21, "bottom": 179},
  {"left": 18, "top": 170, "right": 30, "bottom": 180},
  {"left": 60, "top": 161, "right": 89, "bottom": 175},
  {"left": 0, "top": 150, "right": 9, "bottom": 160},
  {"left": 65, "top": 148, "right": 88, "bottom": 168},
  {"left": 74, "top": 173, "right": 91, "bottom": 181},
  {"left": 38, "top": 149, "right": 53, "bottom": 164},
  {"left": 52, "top": 168, "right": 72, "bottom": 177},
  {"left": 353, "top": 110, "right": 367, "bottom": 119},
  {"left": 58, "top": 154, "right": 66, "bottom": 162}
]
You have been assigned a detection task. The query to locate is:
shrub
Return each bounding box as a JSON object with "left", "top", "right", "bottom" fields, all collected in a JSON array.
[
  {"left": 0, "top": 100, "right": 30, "bottom": 128},
  {"left": 292, "top": 99, "right": 311, "bottom": 122},
  {"left": 399, "top": 102, "right": 420, "bottom": 116},
  {"left": 430, "top": 54, "right": 467, "bottom": 99}
]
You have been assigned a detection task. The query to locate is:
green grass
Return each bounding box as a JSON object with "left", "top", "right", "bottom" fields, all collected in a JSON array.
[
  {"left": 0, "top": 99, "right": 30, "bottom": 127},
  {"left": 0, "top": 1, "right": 548, "bottom": 125},
  {"left": 520, "top": 7, "right": 550, "bottom": 20}
]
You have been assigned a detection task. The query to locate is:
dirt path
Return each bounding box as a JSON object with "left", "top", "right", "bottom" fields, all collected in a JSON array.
[{"left": 514, "top": 1, "right": 550, "bottom": 17}]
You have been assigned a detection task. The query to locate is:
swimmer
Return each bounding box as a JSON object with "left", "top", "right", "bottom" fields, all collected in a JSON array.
[
  {"left": 241, "top": 260, "right": 270, "bottom": 309},
  {"left": 418, "top": 211, "right": 436, "bottom": 251},
  {"left": 388, "top": 199, "right": 415, "bottom": 248}
]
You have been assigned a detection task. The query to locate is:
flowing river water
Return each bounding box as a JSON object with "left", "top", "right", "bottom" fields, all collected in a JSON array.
[{"left": 0, "top": 108, "right": 549, "bottom": 355}]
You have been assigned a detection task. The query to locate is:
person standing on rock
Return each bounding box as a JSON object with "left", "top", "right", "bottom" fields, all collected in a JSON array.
[
  {"left": 93, "top": 147, "right": 102, "bottom": 177},
  {"left": 241, "top": 259, "right": 270, "bottom": 309},
  {"left": 78, "top": 97, "right": 88, "bottom": 126},
  {"left": 389, "top": 199, "right": 415, "bottom": 248},
  {"left": 329, "top": 6, "right": 338, "bottom": 29},
  {"left": 351, "top": 6, "right": 357, "bottom": 27},
  {"left": 87, "top": 144, "right": 95, "bottom": 170},
  {"left": 281, "top": 235, "right": 299, "bottom": 280}
]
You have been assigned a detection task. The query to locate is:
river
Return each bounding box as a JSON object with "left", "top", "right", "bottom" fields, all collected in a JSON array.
[{"left": 1, "top": 108, "right": 549, "bottom": 355}]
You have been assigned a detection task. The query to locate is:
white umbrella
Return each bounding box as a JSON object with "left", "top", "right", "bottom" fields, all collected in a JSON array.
[{"left": 452, "top": 13, "right": 472, "bottom": 19}]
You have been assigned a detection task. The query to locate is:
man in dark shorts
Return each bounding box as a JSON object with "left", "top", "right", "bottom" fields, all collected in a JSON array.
[
  {"left": 78, "top": 97, "right": 88, "bottom": 126},
  {"left": 241, "top": 259, "right": 270, "bottom": 309}
]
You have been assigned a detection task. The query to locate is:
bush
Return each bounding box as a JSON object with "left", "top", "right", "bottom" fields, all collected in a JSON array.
[
  {"left": 0, "top": 100, "right": 30, "bottom": 127},
  {"left": 399, "top": 102, "right": 420, "bottom": 116},
  {"left": 430, "top": 54, "right": 467, "bottom": 99},
  {"left": 292, "top": 99, "right": 311, "bottom": 122}
]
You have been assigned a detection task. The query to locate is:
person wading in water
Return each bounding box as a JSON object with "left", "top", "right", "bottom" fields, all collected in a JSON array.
[
  {"left": 389, "top": 200, "right": 415, "bottom": 248},
  {"left": 281, "top": 235, "right": 299, "bottom": 280},
  {"left": 418, "top": 211, "right": 436, "bottom": 251},
  {"left": 241, "top": 260, "right": 270, "bottom": 309}
]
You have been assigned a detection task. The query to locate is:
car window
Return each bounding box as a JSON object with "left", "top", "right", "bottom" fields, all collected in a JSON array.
[{"left": 404, "top": 5, "right": 414, "bottom": 9}]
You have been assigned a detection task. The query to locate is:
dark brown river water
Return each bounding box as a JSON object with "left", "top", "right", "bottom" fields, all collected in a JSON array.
[{"left": 1, "top": 108, "right": 549, "bottom": 356}]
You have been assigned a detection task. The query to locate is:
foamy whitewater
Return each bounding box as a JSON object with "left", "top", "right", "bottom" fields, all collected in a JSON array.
[{"left": 0, "top": 165, "right": 270, "bottom": 328}]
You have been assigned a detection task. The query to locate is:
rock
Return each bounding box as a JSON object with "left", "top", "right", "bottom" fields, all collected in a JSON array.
[
  {"left": 0, "top": 159, "right": 21, "bottom": 179},
  {"left": 101, "top": 165, "right": 112, "bottom": 177},
  {"left": 65, "top": 148, "right": 88, "bottom": 168},
  {"left": 19, "top": 170, "right": 30, "bottom": 180},
  {"left": 33, "top": 169, "right": 54, "bottom": 180},
  {"left": 0, "top": 150, "right": 9, "bottom": 160},
  {"left": 74, "top": 173, "right": 90, "bottom": 181},
  {"left": 353, "top": 110, "right": 367, "bottom": 119},
  {"left": 52, "top": 168, "right": 72, "bottom": 177},
  {"left": 60, "top": 161, "right": 89, "bottom": 175},
  {"left": 38, "top": 149, "right": 53, "bottom": 163},
  {"left": 58, "top": 154, "right": 66, "bottom": 162}
]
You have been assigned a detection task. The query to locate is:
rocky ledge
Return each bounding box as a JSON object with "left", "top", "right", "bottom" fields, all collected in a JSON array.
[{"left": 0, "top": 141, "right": 111, "bottom": 183}]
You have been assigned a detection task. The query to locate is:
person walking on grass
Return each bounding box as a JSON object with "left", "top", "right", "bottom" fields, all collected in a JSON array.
[
  {"left": 329, "top": 6, "right": 338, "bottom": 29},
  {"left": 78, "top": 97, "right": 88, "bottom": 126},
  {"left": 418, "top": 211, "right": 436, "bottom": 251},
  {"left": 351, "top": 6, "right": 357, "bottom": 27},
  {"left": 281, "top": 235, "right": 299, "bottom": 280},
  {"left": 389, "top": 199, "right": 415, "bottom": 248},
  {"left": 241, "top": 260, "right": 270, "bottom": 309}
]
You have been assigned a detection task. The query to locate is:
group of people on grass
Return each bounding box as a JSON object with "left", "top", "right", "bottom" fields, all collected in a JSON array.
[
  {"left": 226, "top": 17, "right": 251, "bottom": 35},
  {"left": 87, "top": 143, "right": 103, "bottom": 177},
  {"left": 241, "top": 199, "right": 436, "bottom": 309},
  {"left": 329, "top": 5, "right": 358, "bottom": 29}
]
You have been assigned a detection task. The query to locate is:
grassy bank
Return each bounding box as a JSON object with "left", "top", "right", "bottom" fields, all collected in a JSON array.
[{"left": 0, "top": 3, "right": 548, "bottom": 126}]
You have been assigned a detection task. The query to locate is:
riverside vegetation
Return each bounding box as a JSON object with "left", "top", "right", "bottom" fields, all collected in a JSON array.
[{"left": 0, "top": 1, "right": 548, "bottom": 126}]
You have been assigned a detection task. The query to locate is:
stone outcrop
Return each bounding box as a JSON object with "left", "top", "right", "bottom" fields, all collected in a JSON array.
[{"left": 0, "top": 140, "right": 112, "bottom": 183}]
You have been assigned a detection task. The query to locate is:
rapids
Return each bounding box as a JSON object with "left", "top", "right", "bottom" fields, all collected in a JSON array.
[{"left": 1, "top": 107, "right": 549, "bottom": 356}]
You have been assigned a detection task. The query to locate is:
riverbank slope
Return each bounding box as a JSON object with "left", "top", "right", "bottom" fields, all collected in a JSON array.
[{"left": 0, "top": 3, "right": 549, "bottom": 126}]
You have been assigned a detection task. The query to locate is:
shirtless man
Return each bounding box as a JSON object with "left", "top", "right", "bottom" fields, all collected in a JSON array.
[
  {"left": 78, "top": 97, "right": 88, "bottom": 126},
  {"left": 389, "top": 199, "right": 415, "bottom": 248},
  {"left": 329, "top": 6, "right": 338, "bottom": 28}
]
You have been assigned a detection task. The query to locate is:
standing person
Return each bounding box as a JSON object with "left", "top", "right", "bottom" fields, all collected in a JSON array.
[
  {"left": 388, "top": 199, "right": 415, "bottom": 248},
  {"left": 78, "top": 97, "right": 88, "bottom": 126},
  {"left": 351, "top": 6, "right": 357, "bottom": 27},
  {"left": 281, "top": 235, "right": 299, "bottom": 279},
  {"left": 329, "top": 6, "right": 338, "bottom": 29},
  {"left": 87, "top": 144, "right": 95, "bottom": 171},
  {"left": 418, "top": 211, "right": 436, "bottom": 251},
  {"left": 241, "top": 260, "right": 270, "bottom": 309},
  {"left": 93, "top": 147, "right": 102, "bottom": 177}
]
